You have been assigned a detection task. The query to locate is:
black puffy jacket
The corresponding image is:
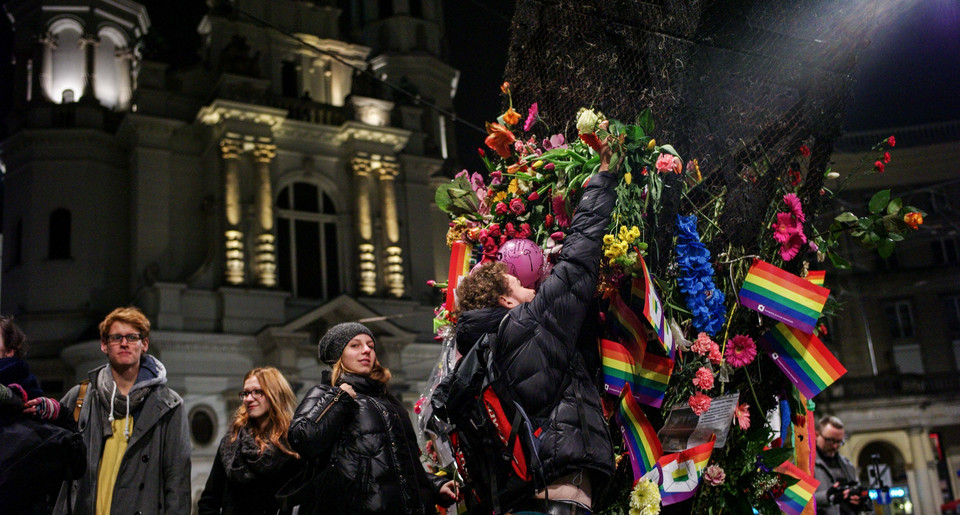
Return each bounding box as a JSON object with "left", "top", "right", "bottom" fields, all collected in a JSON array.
[
  {"left": 287, "top": 373, "right": 447, "bottom": 514},
  {"left": 455, "top": 171, "right": 618, "bottom": 486}
]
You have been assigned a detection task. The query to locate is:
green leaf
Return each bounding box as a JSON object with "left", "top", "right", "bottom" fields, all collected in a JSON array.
[
  {"left": 887, "top": 197, "right": 903, "bottom": 215},
  {"left": 758, "top": 447, "right": 794, "bottom": 469},
  {"left": 659, "top": 144, "right": 680, "bottom": 157},
  {"left": 868, "top": 189, "right": 891, "bottom": 214},
  {"left": 636, "top": 109, "right": 654, "bottom": 135},
  {"left": 834, "top": 212, "right": 857, "bottom": 223},
  {"left": 828, "top": 252, "right": 851, "bottom": 269},
  {"left": 889, "top": 233, "right": 904, "bottom": 242},
  {"left": 434, "top": 177, "right": 479, "bottom": 216},
  {"left": 877, "top": 238, "right": 896, "bottom": 258}
]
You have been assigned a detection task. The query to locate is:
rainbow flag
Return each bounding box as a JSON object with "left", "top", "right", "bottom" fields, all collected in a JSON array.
[
  {"left": 739, "top": 260, "right": 829, "bottom": 334},
  {"left": 805, "top": 270, "right": 825, "bottom": 286},
  {"left": 760, "top": 323, "right": 847, "bottom": 399},
  {"left": 774, "top": 460, "right": 820, "bottom": 515},
  {"left": 634, "top": 257, "right": 675, "bottom": 357},
  {"left": 610, "top": 293, "right": 648, "bottom": 353},
  {"left": 444, "top": 241, "right": 473, "bottom": 312},
  {"left": 600, "top": 338, "right": 674, "bottom": 408},
  {"left": 616, "top": 384, "right": 663, "bottom": 483},
  {"left": 651, "top": 436, "right": 715, "bottom": 505}
]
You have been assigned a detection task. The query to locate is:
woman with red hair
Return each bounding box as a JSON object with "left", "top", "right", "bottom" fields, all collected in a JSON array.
[{"left": 198, "top": 367, "right": 303, "bottom": 514}]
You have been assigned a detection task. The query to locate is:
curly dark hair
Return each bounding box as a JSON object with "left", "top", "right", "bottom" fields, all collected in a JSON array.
[
  {"left": 0, "top": 316, "right": 28, "bottom": 358},
  {"left": 455, "top": 262, "right": 512, "bottom": 315}
]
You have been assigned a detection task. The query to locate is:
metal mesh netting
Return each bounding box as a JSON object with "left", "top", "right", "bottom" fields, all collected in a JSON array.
[{"left": 504, "top": 0, "right": 878, "bottom": 274}]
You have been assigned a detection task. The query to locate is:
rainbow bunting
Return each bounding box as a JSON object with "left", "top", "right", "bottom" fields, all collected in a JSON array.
[
  {"left": 739, "top": 260, "right": 830, "bottom": 334},
  {"left": 805, "top": 270, "right": 825, "bottom": 286},
  {"left": 444, "top": 241, "right": 473, "bottom": 312},
  {"left": 634, "top": 256, "right": 675, "bottom": 357},
  {"left": 654, "top": 435, "right": 716, "bottom": 505},
  {"left": 616, "top": 384, "right": 663, "bottom": 483},
  {"left": 774, "top": 461, "right": 820, "bottom": 515},
  {"left": 760, "top": 323, "right": 847, "bottom": 399}
]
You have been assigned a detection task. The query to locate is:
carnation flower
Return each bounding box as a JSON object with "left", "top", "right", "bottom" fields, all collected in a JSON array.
[
  {"left": 691, "top": 333, "right": 714, "bottom": 355},
  {"left": 692, "top": 367, "right": 715, "bottom": 390},
  {"left": 734, "top": 403, "right": 751, "bottom": 430},
  {"left": 629, "top": 479, "right": 661, "bottom": 515},
  {"left": 887, "top": 135, "right": 896, "bottom": 147},
  {"left": 523, "top": 103, "right": 538, "bottom": 132},
  {"left": 708, "top": 344, "right": 723, "bottom": 366},
  {"left": 704, "top": 465, "right": 726, "bottom": 486},
  {"left": 799, "top": 145, "right": 811, "bottom": 157},
  {"left": 724, "top": 335, "right": 757, "bottom": 368},
  {"left": 874, "top": 160, "right": 885, "bottom": 173},
  {"left": 904, "top": 212, "right": 923, "bottom": 229},
  {"left": 689, "top": 392, "right": 712, "bottom": 416},
  {"left": 883, "top": 151, "right": 891, "bottom": 163}
]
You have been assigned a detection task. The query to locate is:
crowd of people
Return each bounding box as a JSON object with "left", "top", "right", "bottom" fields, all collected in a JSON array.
[{"left": 0, "top": 133, "right": 866, "bottom": 515}]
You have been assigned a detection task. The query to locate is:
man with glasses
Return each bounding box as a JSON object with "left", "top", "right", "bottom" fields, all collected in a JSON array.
[
  {"left": 55, "top": 307, "right": 191, "bottom": 514},
  {"left": 814, "top": 415, "right": 866, "bottom": 514}
]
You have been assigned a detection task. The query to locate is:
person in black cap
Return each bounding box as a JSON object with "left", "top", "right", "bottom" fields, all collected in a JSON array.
[{"left": 287, "top": 322, "right": 458, "bottom": 514}]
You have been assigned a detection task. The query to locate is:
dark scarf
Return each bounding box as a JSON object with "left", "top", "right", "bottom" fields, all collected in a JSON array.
[
  {"left": 220, "top": 426, "right": 296, "bottom": 484},
  {"left": 0, "top": 357, "right": 44, "bottom": 399}
]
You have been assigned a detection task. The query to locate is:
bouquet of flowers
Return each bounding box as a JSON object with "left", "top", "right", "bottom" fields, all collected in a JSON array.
[{"left": 426, "top": 84, "right": 922, "bottom": 514}]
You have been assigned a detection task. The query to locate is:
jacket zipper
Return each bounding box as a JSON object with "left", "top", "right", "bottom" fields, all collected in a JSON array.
[{"left": 314, "top": 389, "right": 344, "bottom": 423}]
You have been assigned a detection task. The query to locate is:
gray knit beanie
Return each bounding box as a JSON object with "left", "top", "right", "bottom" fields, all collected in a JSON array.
[{"left": 318, "top": 322, "right": 375, "bottom": 365}]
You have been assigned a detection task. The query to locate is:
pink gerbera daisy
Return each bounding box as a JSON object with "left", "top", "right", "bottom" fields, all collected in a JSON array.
[
  {"left": 734, "top": 403, "right": 751, "bottom": 430},
  {"left": 783, "top": 193, "right": 805, "bottom": 223},
  {"left": 724, "top": 335, "right": 757, "bottom": 368}
]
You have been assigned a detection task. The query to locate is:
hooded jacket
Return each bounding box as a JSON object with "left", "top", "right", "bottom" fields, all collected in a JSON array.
[
  {"left": 54, "top": 354, "right": 191, "bottom": 515},
  {"left": 288, "top": 373, "right": 449, "bottom": 514},
  {"left": 455, "top": 171, "right": 618, "bottom": 487}
]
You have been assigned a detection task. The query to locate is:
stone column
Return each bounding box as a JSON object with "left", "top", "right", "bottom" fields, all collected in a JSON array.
[
  {"left": 253, "top": 143, "right": 277, "bottom": 287},
  {"left": 115, "top": 47, "right": 135, "bottom": 109},
  {"left": 351, "top": 155, "right": 376, "bottom": 295},
  {"left": 38, "top": 33, "right": 56, "bottom": 102},
  {"left": 221, "top": 139, "right": 245, "bottom": 285},
  {"left": 908, "top": 427, "right": 942, "bottom": 514},
  {"left": 378, "top": 158, "right": 404, "bottom": 298},
  {"left": 79, "top": 34, "right": 99, "bottom": 102}
]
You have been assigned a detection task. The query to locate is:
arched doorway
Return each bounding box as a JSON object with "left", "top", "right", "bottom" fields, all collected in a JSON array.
[{"left": 857, "top": 441, "right": 913, "bottom": 514}]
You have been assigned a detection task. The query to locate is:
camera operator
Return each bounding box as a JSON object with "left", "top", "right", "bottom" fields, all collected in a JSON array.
[{"left": 814, "top": 415, "right": 869, "bottom": 514}]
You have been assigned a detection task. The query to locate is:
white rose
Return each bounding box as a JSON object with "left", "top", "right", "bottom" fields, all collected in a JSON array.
[{"left": 576, "top": 108, "right": 600, "bottom": 133}]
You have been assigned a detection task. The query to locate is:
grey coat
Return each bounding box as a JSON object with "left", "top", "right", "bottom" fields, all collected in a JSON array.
[
  {"left": 814, "top": 447, "right": 860, "bottom": 515},
  {"left": 54, "top": 355, "right": 192, "bottom": 515}
]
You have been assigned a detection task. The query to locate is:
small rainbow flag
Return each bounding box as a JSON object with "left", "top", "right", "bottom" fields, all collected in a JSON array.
[
  {"left": 610, "top": 293, "right": 648, "bottom": 353},
  {"left": 653, "top": 435, "right": 716, "bottom": 505},
  {"left": 601, "top": 337, "right": 674, "bottom": 408},
  {"left": 805, "top": 270, "right": 825, "bottom": 286},
  {"left": 444, "top": 241, "right": 473, "bottom": 312},
  {"left": 760, "top": 323, "right": 847, "bottom": 399},
  {"left": 634, "top": 256, "right": 675, "bottom": 357},
  {"left": 774, "top": 460, "right": 820, "bottom": 515},
  {"left": 739, "top": 260, "right": 830, "bottom": 334},
  {"left": 616, "top": 384, "right": 663, "bottom": 483}
]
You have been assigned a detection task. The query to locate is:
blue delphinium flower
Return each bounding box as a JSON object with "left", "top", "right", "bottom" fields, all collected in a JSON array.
[{"left": 675, "top": 214, "right": 727, "bottom": 335}]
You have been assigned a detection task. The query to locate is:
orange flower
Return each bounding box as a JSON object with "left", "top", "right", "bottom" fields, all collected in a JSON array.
[
  {"left": 500, "top": 82, "right": 511, "bottom": 95},
  {"left": 484, "top": 122, "right": 516, "bottom": 158},
  {"left": 506, "top": 162, "right": 528, "bottom": 175},
  {"left": 502, "top": 107, "right": 521, "bottom": 126},
  {"left": 904, "top": 212, "right": 923, "bottom": 230}
]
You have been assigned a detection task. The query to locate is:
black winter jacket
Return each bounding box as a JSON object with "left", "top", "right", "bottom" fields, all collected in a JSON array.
[
  {"left": 287, "top": 373, "right": 448, "bottom": 514},
  {"left": 455, "top": 171, "right": 618, "bottom": 486}
]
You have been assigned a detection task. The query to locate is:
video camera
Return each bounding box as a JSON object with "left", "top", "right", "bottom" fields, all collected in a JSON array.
[{"left": 827, "top": 480, "right": 873, "bottom": 512}]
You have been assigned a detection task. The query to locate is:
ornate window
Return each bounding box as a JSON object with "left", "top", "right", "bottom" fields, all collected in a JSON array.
[
  {"left": 46, "top": 18, "right": 84, "bottom": 104},
  {"left": 276, "top": 182, "right": 341, "bottom": 298},
  {"left": 95, "top": 27, "right": 132, "bottom": 109}
]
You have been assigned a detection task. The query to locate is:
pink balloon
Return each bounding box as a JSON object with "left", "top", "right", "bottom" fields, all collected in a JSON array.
[{"left": 496, "top": 238, "right": 545, "bottom": 289}]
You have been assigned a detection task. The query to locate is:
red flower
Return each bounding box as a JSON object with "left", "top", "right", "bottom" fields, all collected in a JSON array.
[
  {"left": 883, "top": 151, "right": 891, "bottom": 163},
  {"left": 519, "top": 223, "right": 532, "bottom": 239},
  {"left": 527, "top": 191, "right": 540, "bottom": 202},
  {"left": 799, "top": 145, "right": 811, "bottom": 157},
  {"left": 505, "top": 222, "right": 516, "bottom": 237},
  {"left": 485, "top": 122, "right": 516, "bottom": 158},
  {"left": 579, "top": 132, "right": 603, "bottom": 152},
  {"left": 874, "top": 160, "right": 885, "bottom": 173},
  {"left": 904, "top": 212, "right": 923, "bottom": 230},
  {"left": 488, "top": 224, "right": 501, "bottom": 238},
  {"left": 495, "top": 202, "right": 508, "bottom": 215},
  {"left": 509, "top": 198, "right": 526, "bottom": 215},
  {"left": 477, "top": 148, "right": 485, "bottom": 158},
  {"left": 688, "top": 392, "right": 712, "bottom": 416},
  {"left": 544, "top": 214, "right": 554, "bottom": 227},
  {"left": 788, "top": 169, "right": 802, "bottom": 186},
  {"left": 887, "top": 135, "right": 896, "bottom": 147}
]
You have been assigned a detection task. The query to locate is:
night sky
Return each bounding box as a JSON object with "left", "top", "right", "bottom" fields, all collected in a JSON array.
[{"left": 1, "top": 0, "right": 958, "bottom": 169}]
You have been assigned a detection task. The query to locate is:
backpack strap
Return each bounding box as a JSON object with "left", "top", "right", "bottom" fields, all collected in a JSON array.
[{"left": 73, "top": 379, "right": 90, "bottom": 423}]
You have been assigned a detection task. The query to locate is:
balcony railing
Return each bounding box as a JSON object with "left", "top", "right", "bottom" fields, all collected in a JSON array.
[
  {"left": 260, "top": 95, "right": 349, "bottom": 126},
  {"left": 825, "top": 372, "right": 960, "bottom": 400}
]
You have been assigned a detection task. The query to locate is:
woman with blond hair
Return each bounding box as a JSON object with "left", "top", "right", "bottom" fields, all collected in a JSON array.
[
  {"left": 198, "top": 367, "right": 303, "bottom": 514},
  {"left": 288, "top": 322, "right": 457, "bottom": 514}
]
